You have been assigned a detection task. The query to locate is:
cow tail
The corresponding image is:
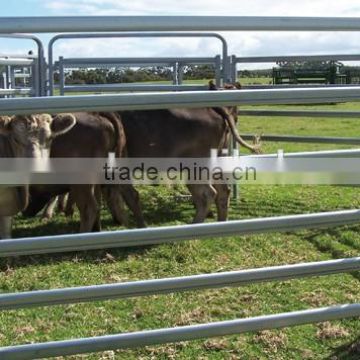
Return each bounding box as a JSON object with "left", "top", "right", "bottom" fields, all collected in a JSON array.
[
  {"left": 100, "top": 112, "right": 126, "bottom": 158},
  {"left": 216, "top": 108, "right": 262, "bottom": 154}
]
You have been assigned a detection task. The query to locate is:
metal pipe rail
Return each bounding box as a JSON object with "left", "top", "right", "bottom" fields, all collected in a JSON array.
[
  {"left": 240, "top": 109, "right": 360, "bottom": 118},
  {"left": 48, "top": 32, "right": 229, "bottom": 95},
  {"left": 56, "top": 56, "right": 219, "bottom": 67},
  {"left": 0, "top": 89, "right": 32, "bottom": 96},
  {"left": 14, "top": 73, "right": 31, "bottom": 79},
  {"left": 0, "top": 53, "right": 38, "bottom": 59},
  {"left": 56, "top": 56, "right": 220, "bottom": 94},
  {"left": 0, "top": 34, "right": 46, "bottom": 96},
  {"left": 4, "top": 16, "right": 360, "bottom": 33},
  {"left": 1, "top": 210, "right": 359, "bottom": 257},
  {"left": 249, "top": 148, "right": 360, "bottom": 158},
  {"left": 243, "top": 84, "right": 360, "bottom": 89},
  {"left": 0, "top": 257, "right": 358, "bottom": 310},
  {"left": 1, "top": 304, "right": 359, "bottom": 360},
  {"left": 62, "top": 84, "right": 208, "bottom": 93},
  {"left": 241, "top": 134, "right": 360, "bottom": 145},
  {"left": 239, "top": 110, "right": 360, "bottom": 146},
  {"left": 3, "top": 87, "right": 360, "bottom": 115},
  {"left": 0, "top": 58, "right": 34, "bottom": 66}
]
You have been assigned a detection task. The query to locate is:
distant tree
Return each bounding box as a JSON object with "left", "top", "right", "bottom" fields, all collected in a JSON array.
[{"left": 183, "top": 65, "right": 215, "bottom": 80}]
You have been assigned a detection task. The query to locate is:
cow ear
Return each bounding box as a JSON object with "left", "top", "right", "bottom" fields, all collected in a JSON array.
[
  {"left": 51, "top": 113, "right": 76, "bottom": 138},
  {"left": 208, "top": 80, "right": 217, "bottom": 91},
  {"left": 0, "top": 116, "right": 12, "bottom": 132}
]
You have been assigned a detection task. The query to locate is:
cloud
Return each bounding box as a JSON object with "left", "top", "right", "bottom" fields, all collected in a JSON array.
[
  {"left": 30, "top": 1, "right": 360, "bottom": 69},
  {"left": 44, "top": 0, "right": 360, "bottom": 16}
]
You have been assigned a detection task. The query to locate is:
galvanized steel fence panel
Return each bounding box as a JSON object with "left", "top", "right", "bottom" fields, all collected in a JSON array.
[{"left": 0, "top": 15, "right": 360, "bottom": 359}]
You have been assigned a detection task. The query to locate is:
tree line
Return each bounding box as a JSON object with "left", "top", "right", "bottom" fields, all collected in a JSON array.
[{"left": 55, "top": 64, "right": 217, "bottom": 84}]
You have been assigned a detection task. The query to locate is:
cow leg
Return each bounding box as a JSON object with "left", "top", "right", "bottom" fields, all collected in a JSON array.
[
  {"left": 187, "top": 184, "right": 217, "bottom": 223},
  {"left": 22, "top": 193, "right": 52, "bottom": 217},
  {"left": 212, "top": 183, "right": 231, "bottom": 221},
  {"left": 120, "top": 184, "right": 146, "bottom": 228},
  {"left": 64, "top": 192, "right": 75, "bottom": 218},
  {"left": 0, "top": 216, "right": 12, "bottom": 239},
  {"left": 42, "top": 196, "right": 58, "bottom": 221},
  {"left": 102, "top": 186, "right": 129, "bottom": 227},
  {"left": 57, "top": 194, "right": 68, "bottom": 214},
  {"left": 72, "top": 185, "right": 100, "bottom": 233},
  {"left": 93, "top": 185, "right": 102, "bottom": 232}
]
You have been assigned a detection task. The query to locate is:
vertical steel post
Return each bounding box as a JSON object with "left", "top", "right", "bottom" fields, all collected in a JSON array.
[
  {"left": 5, "top": 65, "right": 11, "bottom": 98},
  {"left": 230, "top": 55, "right": 239, "bottom": 201},
  {"left": 172, "top": 62, "right": 178, "bottom": 85},
  {"left": 59, "top": 57, "right": 65, "bottom": 96},
  {"left": 178, "top": 63, "right": 184, "bottom": 84},
  {"left": 48, "top": 51, "right": 54, "bottom": 96},
  {"left": 10, "top": 66, "right": 15, "bottom": 90},
  {"left": 231, "top": 55, "right": 237, "bottom": 83},
  {"left": 32, "top": 58, "right": 40, "bottom": 97},
  {"left": 215, "top": 55, "right": 221, "bottom": 87}
]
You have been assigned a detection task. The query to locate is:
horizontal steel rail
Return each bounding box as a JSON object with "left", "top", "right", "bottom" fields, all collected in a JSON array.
[
  {"left": 235, "top": 54, "right": 360, "bottom": 63},
  {"left": 243, "top": 84, "right": 360, "bottom": 89},
  {"left": 249, "top": 148, "right": 360, "bottom": 158},
  {"left": 62, "top": 84, "right": 208, "bottom": 93},
  {"left": 14, "top": 74, "right": 31, "bottom": 79},
  {"left": 0, "top": 58, "right": 34, "bottom": 66},
  {"left": 3, "top": 16, "right": 360, "bottom": 33},
  {"left": 1, "top": 16, "right": 360, "bottom": 359},
  {"left": 241, "top": 134, "right": 360, "bottom": 145},
  {"left": 1, "top": 210, "right": 359, "bottom": 257},
  {"left": 0, "top": 53, "right": 37, "bottom": 59},
  {"left": 0, "top": 89, "right": 32, "bottom": 96},
  {"left": 0, "top": 257, "right": 358, "bottom": 310},
  {"left": 1, "top": 304, "right": 359, "bottom": 359},
  {"left": 3, "top": 87, "right": 360, "bottom": 115},
  {"left": 57, "top": 56, "right": 218, "bottom": 67},
  {"left": 240, "top": 109, "right": 360, "bottom": 118}
]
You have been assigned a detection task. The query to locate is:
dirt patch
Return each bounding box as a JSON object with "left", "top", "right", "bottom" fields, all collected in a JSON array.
[{"left": 316, "top": 322, "right": 350, "bottom": 340}]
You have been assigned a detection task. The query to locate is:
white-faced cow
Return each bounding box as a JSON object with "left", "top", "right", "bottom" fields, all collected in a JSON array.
[
  {"left": 23, "top": 112, "right": 145, "bottom": 232},
  {"left": 0, "top": 114, "right": 76, "bottom": 239}
]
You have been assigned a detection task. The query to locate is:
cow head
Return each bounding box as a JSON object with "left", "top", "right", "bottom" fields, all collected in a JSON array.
[
  {"left": 208, "top": 80, "right": 242, "bottom": 120},
  {"left": 4, "top": 113, "right": 76, "bottom": 157}
]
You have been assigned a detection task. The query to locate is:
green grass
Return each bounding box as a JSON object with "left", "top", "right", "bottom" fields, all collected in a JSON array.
[{"left": 0, "top": 98, "right": 360, "bottom": 359}]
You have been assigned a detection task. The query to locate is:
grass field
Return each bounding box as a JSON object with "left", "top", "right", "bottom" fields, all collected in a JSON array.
[{"left": 0, "top": 90, "right": 359, "bottom": 359}]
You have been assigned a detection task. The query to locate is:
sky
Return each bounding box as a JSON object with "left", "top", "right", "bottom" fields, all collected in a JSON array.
[{"left": 2, "top": 1, "right": 360, "bottom": 69}]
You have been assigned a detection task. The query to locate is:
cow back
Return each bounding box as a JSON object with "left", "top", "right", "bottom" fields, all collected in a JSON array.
[{"left": 118, "top": 108, "right": 228, "bottom": 158}]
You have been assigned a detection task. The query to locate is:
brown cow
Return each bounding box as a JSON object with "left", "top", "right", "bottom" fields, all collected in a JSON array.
[
  {"left": 116, "top": 82, "right": 260, "bottom": 223},
  {"left": 0, "top": 113, "right": 76, "bottom": 239},
  {"left": 24, "top": 112, "right": 145, "bottom": 232}
]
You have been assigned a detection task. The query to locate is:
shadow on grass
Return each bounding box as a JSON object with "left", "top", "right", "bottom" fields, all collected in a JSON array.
[
  {"left": 0, "top": 242, "right": 154, "bottom": 272},
  {"left": 3, "top": 190, "right": 195, "bottom": 271},
  {"left": 302, "top": 226, "right": 360, "bottom": 282},
  {"left": 327, "top": 336, "right": 360, "bottom": 360}
]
